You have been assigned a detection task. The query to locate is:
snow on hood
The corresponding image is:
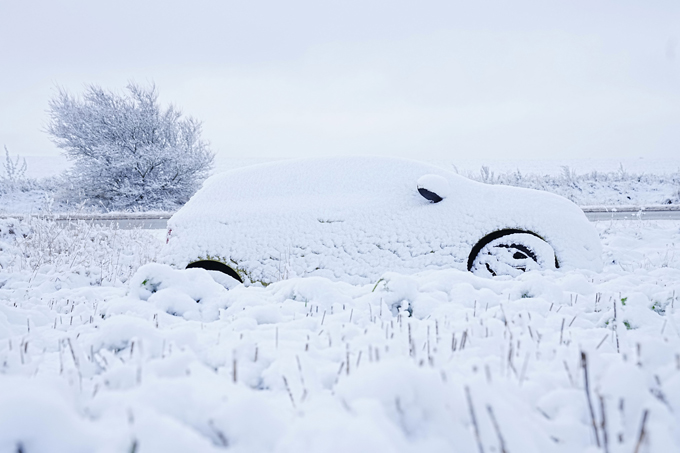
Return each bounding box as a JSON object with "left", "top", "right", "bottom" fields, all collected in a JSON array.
[{"left": 162, "top": 156, "right": 602, "bottom": 284}]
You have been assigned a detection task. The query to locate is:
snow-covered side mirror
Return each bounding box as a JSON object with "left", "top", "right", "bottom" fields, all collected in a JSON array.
[{"left": 417, "top": 174, "right": 450, "bottom": 203}]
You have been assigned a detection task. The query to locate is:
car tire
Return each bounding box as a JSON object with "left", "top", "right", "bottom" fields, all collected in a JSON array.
[{"left": 469, "top": 232, "right": 556, "bottom": 277}]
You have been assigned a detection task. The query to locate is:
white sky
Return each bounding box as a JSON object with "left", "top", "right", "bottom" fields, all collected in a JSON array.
[{"left": 1, "top": 0, "right": 678, "bottom": 161}]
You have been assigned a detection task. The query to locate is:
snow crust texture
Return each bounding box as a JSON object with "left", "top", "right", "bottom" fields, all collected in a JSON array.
[
  {"left": 0, "top": 218, "right": 679, "bottom": 452},
  {"left": 163, "top": 157, "right": 602, "bottom": 284}
]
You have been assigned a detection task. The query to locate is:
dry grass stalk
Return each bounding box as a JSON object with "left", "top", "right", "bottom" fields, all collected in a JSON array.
[
  {"left": 581, "top": 351, "right": 601, "bottom": 448},
  {"left": 633, "top": 409, "right": 649, "bottom": 453},
  {"left": 465, "top": 386, "right": 485, "bottom": 453},
  {"left": 486, "top": 405, "right": 507, "bottom": 453},
  {"left": 599, "top": 395, "right": 609, "bottom": 453}
]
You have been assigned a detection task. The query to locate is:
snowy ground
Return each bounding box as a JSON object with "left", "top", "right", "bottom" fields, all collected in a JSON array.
[{"left": 0, "top": 217, "right": 679, "bottom": 452}]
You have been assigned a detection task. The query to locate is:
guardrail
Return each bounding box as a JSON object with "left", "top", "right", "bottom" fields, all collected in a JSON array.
[
  {"left": 581, "top": 205, "right": 680, "bottom": 221},
  {"left": 1, "top": 206, "right": 680, "bottom": 228},
  {"left": 0, "top": 212, "right": 172, "bottom": 229}
]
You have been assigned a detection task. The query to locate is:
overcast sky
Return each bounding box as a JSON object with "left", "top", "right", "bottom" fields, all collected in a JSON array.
[{"left": 1, "top": 0, "right": 678, "bottom": 161}]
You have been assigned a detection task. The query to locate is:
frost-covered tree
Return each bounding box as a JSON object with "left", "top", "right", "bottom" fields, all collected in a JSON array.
[{"left": 46, "top": 83, "right": 214, "bottom": 210}]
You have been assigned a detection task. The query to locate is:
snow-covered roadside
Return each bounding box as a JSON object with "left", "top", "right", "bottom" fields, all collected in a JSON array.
[
  {"left": 462, "top": 169, "right": 680, "bottom": 207},
  {"left": 0, "top": 219, "right": 679, "bottom": 452}
]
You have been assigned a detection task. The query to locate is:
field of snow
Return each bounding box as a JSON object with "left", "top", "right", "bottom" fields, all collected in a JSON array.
[{"left": 0, "top": 216, "right": 679, "bottom": 452}]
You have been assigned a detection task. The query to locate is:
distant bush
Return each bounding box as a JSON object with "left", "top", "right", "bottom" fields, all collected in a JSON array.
[{"left": 46, "top": 82, "right": 214, "bottom": 211}]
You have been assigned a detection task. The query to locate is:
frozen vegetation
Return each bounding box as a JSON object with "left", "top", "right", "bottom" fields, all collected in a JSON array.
[
  {"left": 1, "top": 81, "right": 214, "bottom": 214},
  {"left": 461, "top": 164, "right": 680, "bottom": 207},
  {"left": 0, "top": 216, "right": 679, "bottom": 452},
  {"left": 45, "top": 83, "right": 214, "bottom": 211}
]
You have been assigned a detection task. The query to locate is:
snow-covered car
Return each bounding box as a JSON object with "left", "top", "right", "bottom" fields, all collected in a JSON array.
[{"left": 161, "top": 156, "right": 602, "bottom": 285}]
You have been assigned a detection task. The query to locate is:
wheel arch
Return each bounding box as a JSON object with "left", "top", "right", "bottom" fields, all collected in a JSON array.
[
  {"left": 186, "top": 260, "right": 244, "bottom": 283},
  {"left": 467, "top": 229, "right": 560, "bottom": 271}
]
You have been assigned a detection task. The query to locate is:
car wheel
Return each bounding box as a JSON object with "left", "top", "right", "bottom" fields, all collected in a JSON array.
[{"left": 469, "top": 232, "right": 556, "bottom": 277}]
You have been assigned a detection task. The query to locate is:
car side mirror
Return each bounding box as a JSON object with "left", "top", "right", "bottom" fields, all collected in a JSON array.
[{"left": 417, "top": 174, "right": 449, "bottom": 203}]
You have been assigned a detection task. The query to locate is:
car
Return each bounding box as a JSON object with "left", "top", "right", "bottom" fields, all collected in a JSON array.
[{"left": 161, "top": 156, "right": 602, "bottom": 285}]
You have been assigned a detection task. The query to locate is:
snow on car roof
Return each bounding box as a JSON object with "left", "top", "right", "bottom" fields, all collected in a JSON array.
[{"left": 163, "top": 156, "right": 602, "bottom": 284}]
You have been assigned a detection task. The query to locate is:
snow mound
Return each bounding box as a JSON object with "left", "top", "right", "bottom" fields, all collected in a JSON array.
[{"left": 128, "top": 263, "right": 236, "bottom": 321}]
